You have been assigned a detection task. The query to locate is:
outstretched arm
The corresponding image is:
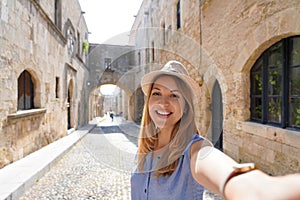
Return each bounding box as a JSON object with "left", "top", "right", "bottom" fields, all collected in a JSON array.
[{"left": 190, "top": 140, "right": 300, "bottom": 200}]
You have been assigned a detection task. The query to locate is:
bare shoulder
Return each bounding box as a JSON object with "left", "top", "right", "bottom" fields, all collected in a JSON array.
[
  {"left": 190, "top": 140, "right": 203, "bottom": 157},
  {"left": 190, "top": 140, "right": 205, "bottom": 158},
  {"left": 190, "top": 139, "right": 214, "bottom": 160}
]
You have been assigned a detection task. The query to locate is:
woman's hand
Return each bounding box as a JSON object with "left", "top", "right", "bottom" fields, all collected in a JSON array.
[
  {"left": 190, "top": 141, "right": 300, "bottom": 200},
  {"left": 225, "top": 171, "right": 300, "bottom": 200}
]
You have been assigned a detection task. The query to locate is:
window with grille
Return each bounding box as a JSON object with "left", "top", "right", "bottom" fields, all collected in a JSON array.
[
  {"left": 250, "top": 36, "right": 300, "bottom": 130},
  {"left": 18, "top": 70, "right": 35, "bottom": 110}
]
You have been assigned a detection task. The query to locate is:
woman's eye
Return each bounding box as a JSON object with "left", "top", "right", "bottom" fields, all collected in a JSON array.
[
  {"left": 151, "top": 92, "right": 160, "bottom": 96},
  {"left": 171, "top": 94, "right": 180, "bottom": 98}
]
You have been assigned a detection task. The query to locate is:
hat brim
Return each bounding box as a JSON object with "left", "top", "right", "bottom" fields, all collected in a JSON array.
[{"left": 141, "top": 70, "right": 200, "bottom": 101}]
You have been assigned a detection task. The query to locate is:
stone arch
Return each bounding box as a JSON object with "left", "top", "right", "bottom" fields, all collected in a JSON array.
[
  {"left": 92, "top": 67, "right": 144, "bottom": 122},
  {"left": 229, "top": 6, "right": 300, "bottom": 123},
  {"left": 201, "top": 63, "right": 227, "bottom": 138},
  {"left": 88, "top": 80, "right": 141, "bottom": 122},
  {"left": 233, "top": 6, "right": 300, "bottom": 73},
  {"left": 88, "top": 86, "right": 104, "bottom": 120},
  {"left": 131, "top": 86, "right": 144, "bottom": 123}
]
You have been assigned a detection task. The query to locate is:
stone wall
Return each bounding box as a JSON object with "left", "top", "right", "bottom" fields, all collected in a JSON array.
[
  {"left": 0, "top": 0, "right": 89, "bottom": 168},
  {"left": 200, "top": 0, "right": 300, "bottom": 175},
  {"left": 130, "top": 0, "right": 300, "bottom": 175}
]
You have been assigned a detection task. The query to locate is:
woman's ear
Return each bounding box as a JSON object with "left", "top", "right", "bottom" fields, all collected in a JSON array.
[{"left": 183, "top": 108, "right": 187, "bottom": 114}]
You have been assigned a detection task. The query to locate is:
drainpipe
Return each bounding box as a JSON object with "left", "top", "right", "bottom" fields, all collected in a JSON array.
[{"left": 198, "top": 0, "right": 204, "bottom": 86}]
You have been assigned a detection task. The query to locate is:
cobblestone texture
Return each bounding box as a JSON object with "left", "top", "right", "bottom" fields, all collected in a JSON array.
[{"left": 20, "top": 117, "right": 223, "bottom": 200}]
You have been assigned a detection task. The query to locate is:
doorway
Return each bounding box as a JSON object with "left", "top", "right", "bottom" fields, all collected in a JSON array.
[
  {"left": 211, "top": 80, "right": 223, "bottom": 151},
  {"left": 67, "top": 80, "right": 74, "bottom": 129}
]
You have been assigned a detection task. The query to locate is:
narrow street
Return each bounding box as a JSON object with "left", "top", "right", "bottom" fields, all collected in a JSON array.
[{"left": 20, "top": 116, "right": 222, "bottom": 200}]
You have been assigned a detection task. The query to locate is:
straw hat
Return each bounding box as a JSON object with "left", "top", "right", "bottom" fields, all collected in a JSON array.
[{"left": 141, "top": 61, "right": 201, "bottom": 100}]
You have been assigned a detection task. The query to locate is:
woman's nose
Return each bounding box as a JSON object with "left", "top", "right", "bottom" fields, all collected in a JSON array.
[{"left": 159, "top": 96, "right": 169, "bottom": 105}]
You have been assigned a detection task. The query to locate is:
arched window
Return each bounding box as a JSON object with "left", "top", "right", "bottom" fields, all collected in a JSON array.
[
  {"left": 18, "top": 70, "right": 35, "bottom": 110},
  {"left": 250, "top": 36, "right": 300, "bottom": 130},
  {"left": 67, "top": 27, "right": 75, "bottom": 57}
]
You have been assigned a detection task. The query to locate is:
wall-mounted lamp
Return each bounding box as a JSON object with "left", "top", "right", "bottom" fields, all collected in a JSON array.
[{"left": 81, "top": 11, "right": 86, "bottom": 14}]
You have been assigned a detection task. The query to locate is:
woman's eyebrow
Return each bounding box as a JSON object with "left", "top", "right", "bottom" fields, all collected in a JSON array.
[
  {"left": 152, "top": 86, "right": 180, "bottom": 92},
  {"left": 152, "top": 87, "right": 161, "bottom": 90}
]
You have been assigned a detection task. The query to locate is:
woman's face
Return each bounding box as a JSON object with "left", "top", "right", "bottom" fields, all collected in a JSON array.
[{"left": 148, "top": 76, "right": 186, "bottom": 130}]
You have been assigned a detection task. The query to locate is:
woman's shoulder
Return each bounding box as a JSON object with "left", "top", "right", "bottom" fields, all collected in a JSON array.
[
  {"left": 190, "top": 135, "right": 213, "bottom": 159},
  {"left": 182, "top": 134, "right": 205, "bottom": 156},
  {"left": 192, "top": 133, "right": 204, "bottom": 141}
]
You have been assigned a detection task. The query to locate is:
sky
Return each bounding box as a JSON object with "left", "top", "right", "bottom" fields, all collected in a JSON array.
[
  {"left": 78, "top": 0, "right": 144, "bottom": 95},
  {"left": 78, "top": 0, "right": 143, "bottom": 45}
]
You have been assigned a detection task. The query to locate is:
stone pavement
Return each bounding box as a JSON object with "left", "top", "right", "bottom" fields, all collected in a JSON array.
[
  {"left": 13, "top": 116, "right": 223, "bottom": 200},
  {"left": 0, "top": 118, "right": 100, "bottom": 200}
]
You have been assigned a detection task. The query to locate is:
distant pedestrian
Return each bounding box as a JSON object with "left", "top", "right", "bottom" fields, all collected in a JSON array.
[{"left": 110, "top": 111, "right": 114, "bottom": 122}]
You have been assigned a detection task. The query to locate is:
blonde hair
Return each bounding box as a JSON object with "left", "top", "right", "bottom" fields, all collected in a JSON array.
[{"left": 137, "top": 75, "right": 200, "bottom": 177}]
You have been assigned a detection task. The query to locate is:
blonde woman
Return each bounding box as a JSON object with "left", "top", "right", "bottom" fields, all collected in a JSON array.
[{"left": 131, "top": 60, "right": 300, "bottom": 200}]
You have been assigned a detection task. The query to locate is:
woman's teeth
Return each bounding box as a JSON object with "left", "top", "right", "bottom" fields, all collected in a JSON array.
[{"left": 156, "top": 111, "right": 171, "bottom": 116}]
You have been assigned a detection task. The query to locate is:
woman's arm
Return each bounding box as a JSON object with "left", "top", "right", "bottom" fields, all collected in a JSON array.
[
  {"left": 190, "top": 141, "right": 237, "bottom": 195},
  {"left": 224, "top": 169, "right": 300, "bottom": 200},
  {"left": 190, "top": 141, "right": 300, "bottom": 200}
]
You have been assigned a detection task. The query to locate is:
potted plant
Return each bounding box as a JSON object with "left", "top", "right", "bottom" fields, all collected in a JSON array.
[{"left": 83, "top": 40, "right": 89, "bottom": 54}]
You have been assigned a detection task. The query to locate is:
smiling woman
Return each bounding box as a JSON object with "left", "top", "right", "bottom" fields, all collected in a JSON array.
[{"left": 131, "top": 60, "right": 300, "bottom": 200}]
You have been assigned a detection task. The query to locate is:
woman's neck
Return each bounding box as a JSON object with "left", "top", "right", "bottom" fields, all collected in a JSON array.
[{"left": 155, "top": 127, "right": 173, "bottom": 150}]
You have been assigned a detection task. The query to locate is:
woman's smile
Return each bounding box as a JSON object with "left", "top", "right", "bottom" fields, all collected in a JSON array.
[
  {"left": 155, "top": 110, "right": 172, "bottom": 118},
  {"left": 148, "top": 76, "right": 186, "bottom": 129}
]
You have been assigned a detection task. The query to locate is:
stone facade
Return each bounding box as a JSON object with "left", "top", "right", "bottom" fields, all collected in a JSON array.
[
  {"left": 130, "top": 0, "right": 300, "bottom": 175},
  {"left": 0, "top": 0, "right": 89, "bottom": 168},
  {"left": 1, "top": 0, "right": 299, "bottom": 176}
]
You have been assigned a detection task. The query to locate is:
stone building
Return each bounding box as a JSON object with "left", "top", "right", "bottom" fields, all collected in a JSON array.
[
  {"left": 130, "top": 0, "right": 300, "bottom": 175},
  {"left": 0, "top": 0, "right": 89, "bottom": 168},
  {"left": 87, "top": 43, "right": 144, "bottom": 122},
  {"left": 89, "top": 88, "right": 104, "bottom": 119}
]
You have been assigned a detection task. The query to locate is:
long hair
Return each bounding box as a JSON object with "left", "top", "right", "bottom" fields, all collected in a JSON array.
[{"left": 137, "top": 74, "right": 200, "bottom": 177}]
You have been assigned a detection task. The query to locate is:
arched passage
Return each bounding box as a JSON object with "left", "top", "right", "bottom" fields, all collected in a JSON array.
[
  {"left": 86, "top": 43, "right": 143, "bottom": 123},
  {"left": 88, "top": 81, "right": 144, "bottom": 123}
]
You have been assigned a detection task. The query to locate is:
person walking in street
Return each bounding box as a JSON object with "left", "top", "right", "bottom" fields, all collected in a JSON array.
[
  {"left": 131, "top": 60, "right": 300, "bottom": 200},
  {"left": 110, "top": 110, "right": 114, "bottom": 122}
]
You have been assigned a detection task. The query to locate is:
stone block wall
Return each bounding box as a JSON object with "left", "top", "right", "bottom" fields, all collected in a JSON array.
[
  {"left": 0, "top": 0, "right": 89, "bottom": 168},
  {"left": 130, "top": 0, "right": 300, "bottom": 175},
  {"left": 200, "top": 0, "right": 300, "bottom": 175}
]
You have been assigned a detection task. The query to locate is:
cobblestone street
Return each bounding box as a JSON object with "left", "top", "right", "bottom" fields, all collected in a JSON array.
[{"left": 20, "top": 117, "right": 222, "bottom": 200}]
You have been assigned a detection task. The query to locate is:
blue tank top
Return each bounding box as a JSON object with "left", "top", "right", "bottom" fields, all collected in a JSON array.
[{"left": 131, "top": 134, "right": 205, "bottom": 200}]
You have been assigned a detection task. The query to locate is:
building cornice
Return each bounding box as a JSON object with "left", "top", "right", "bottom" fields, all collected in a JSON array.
[{"left": 29, "top": 0, "right": 67, "bottom": 45}]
